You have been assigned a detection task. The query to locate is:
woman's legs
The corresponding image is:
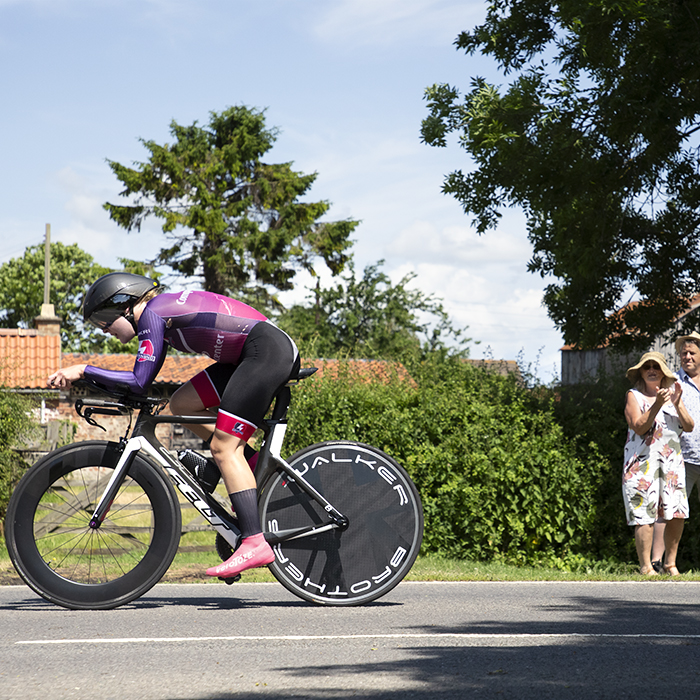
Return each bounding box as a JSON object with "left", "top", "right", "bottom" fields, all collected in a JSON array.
[
  {"left": 172, "top": 323, "right": 298, "bottom": 578},
  {"left": 634, "top": 523, "right": 657, "bottom": 574},
  {"left": 662, "top": 518, "right": 684, "bottom": 575},
  {"left": 650, "top": 519, "right": 666, "bottom": 568}
]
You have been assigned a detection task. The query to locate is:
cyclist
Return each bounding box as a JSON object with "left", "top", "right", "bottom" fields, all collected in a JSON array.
[{"left": 47, "top": 272, "right": 300, "bottom": 579}]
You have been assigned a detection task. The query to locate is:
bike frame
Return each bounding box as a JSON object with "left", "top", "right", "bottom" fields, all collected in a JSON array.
[{"left": 78, "top": 379, "right": 348, "bottom": 553}]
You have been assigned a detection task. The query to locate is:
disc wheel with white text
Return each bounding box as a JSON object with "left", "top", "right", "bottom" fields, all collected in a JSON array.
[
  {"left": 258, "top": 441, "right": 423, "bottom": 606},
  {"left": 5, "top": 441, "right": 181, "bottom": 610}
]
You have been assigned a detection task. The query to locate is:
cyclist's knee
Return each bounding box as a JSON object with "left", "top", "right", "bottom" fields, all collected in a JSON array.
[{"left": 210, "top": 431, "right": 245, "bottom": 458}]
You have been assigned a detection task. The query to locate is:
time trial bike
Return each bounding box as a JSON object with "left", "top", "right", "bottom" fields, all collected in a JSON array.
[{"left": 5, "top": 368, "right": 423, "bottom": 610}]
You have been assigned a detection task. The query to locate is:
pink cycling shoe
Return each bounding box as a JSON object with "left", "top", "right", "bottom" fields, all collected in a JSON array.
[{"left": 206, "top": 532, "right": 275, "bottom": 579}]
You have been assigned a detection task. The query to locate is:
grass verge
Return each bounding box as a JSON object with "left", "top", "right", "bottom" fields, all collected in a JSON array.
[{"left": 3, "top": 534, "right": 700, "bottom": 585}]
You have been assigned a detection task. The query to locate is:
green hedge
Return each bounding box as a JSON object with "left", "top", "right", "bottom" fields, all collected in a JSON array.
[
  {"left": 4, "top": 356, "right": 682, "bottom": 569},
  {"left": 285, "top": 356, "right": 603, "bottom": 567},
  {"left": 0, "top": 389, "right": 36, "bottom": 537}
]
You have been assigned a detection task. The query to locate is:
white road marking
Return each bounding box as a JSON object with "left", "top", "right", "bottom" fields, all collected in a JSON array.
[{"left": 16, "top": 632, "right": 700, "bottom": 645}]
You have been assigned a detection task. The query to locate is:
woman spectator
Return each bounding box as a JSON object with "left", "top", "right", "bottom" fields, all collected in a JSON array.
[{"left": 623, "top": 352, "right": 693, "bottom": 576}]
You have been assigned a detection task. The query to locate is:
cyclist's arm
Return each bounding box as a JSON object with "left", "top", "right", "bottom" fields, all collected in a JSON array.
[{"left": 83, "top": 307, "right": 168, "bottom": 394}]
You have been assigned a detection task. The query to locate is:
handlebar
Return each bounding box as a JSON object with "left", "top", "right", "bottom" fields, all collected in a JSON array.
[
  {"left": 73, "top": 379, "right": 163, "bottom": 407},
  {"left": 75, "top": 398, "right": 132, "bottom": 414},
  {"left": 72, "top": 366, "right": 320, "bottom": 429},
  {"left": 72, "top": 380, "right": 166, "bottom": 431}
]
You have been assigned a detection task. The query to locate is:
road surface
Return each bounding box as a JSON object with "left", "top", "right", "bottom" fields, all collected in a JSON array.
[{"left": 1, "top": 580, "right": 700, "bottom": 699}]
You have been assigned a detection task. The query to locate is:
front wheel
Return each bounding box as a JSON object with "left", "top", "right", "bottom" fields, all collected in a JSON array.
[
  {"left": 259, "top": 441, "right": 423, "bottom": 605},
  {"left": 5, "top": 441, "right": 182, "bottom": 610}
]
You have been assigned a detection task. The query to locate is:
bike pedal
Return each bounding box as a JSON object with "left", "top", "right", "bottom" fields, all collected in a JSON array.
[{"left": 219, "top": 574, "right": 242, "bottom": 585}]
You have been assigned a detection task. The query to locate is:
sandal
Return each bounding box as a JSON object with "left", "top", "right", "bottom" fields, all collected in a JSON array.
[
  {"left": 663, "top": 564, "right": 680, "bottom": 577},
  {"left": 640, "top": 565, "right": 660, "bottom": 576},
  {"left": 651, "top": 560, "right": 664, "bottom": 573}
]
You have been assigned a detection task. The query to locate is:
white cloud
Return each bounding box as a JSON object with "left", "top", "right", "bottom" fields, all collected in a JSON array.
[
  {"left": 390, "top": 217, "right": 533, "bottom": 269},
  {"left": 385, "top": 216, "right": 563, "bottom": 381}
]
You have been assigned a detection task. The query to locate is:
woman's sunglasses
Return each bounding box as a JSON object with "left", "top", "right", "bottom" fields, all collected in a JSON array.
[{"left": 641, "top": 362, "right": 661, "bottom": 371}]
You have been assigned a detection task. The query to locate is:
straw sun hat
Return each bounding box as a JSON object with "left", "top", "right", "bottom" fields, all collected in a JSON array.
[{"left": 626, "top": 351, "right": 676, "bottom": 385}]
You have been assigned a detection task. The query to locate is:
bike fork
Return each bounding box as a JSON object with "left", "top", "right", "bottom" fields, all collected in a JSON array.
[{"left": 88, "top": 437, "right": 145, "bottom": 528}]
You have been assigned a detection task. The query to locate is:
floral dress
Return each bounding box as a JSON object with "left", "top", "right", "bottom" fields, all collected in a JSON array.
[{"left": 622, "top": 389, "right": 689, "bottom": 526}]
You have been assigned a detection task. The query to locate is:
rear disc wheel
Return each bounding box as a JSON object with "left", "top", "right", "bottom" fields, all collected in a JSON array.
[{"left": 259, "top": 441, "right": 423, "bottom": 605}]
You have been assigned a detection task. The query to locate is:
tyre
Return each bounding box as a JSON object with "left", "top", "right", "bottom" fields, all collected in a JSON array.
[
  {"left": 259, "top": 441, "right": 423, "bottom": 605},
  {"left": 5, "top": 441, "right": 181, "bottom": 610}
]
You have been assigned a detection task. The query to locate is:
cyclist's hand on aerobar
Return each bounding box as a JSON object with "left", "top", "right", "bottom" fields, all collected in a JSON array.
[{"left": 48, "top": 364, "right": 87, "bottom": 389}]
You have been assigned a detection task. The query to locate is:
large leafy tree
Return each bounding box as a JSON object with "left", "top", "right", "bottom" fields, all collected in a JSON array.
[
  {"left": 277, "top": 261, "right": 468, "bottom": 360},
  {"left": 0, "top": 243, "right": 150, "bottom": 353},
  {"left": 104, "top": 105, "right": 358, "bottom": 312},
  {"left": 421, "top": 0, "right": 700, "bottom": 351}
]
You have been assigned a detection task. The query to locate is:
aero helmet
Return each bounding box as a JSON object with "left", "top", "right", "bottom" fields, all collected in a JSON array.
[{"left": 83, "top": 272, "right": 160, "bottom": 330}]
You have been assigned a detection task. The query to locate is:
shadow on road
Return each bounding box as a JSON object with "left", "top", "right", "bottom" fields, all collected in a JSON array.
[{"left": 189, "top": 594, "right": 700, "bottom": 699}]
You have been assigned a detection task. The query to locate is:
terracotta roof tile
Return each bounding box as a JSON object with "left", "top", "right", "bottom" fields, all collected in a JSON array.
[
  {"left": 560, "top": 294, "right": 700, "bottom": 351},
  {"left": 1, "top": 329, "right": 415, "bottom": 389},
  {"left": 0, "top": 331, "right": 62, "bottom": 389},
  {"left": 60, "top": 355, "right": 415, "bottom": 387},
  {"left": 301, "top": 359, "right": 416, "bottom": 387}
]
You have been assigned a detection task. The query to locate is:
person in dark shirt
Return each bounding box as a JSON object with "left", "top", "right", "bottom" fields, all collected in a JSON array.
[{"left": 48, "top": 272, "right": 299, "bottom": 579}]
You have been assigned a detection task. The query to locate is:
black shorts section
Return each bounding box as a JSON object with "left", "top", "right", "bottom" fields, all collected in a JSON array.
[{"left": 203, "top": 321, "right": 299, "bottom": 428}]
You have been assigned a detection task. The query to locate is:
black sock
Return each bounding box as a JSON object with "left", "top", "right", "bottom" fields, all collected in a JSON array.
[{"left": 229, "top": 488, "right": 261, "bottom": 539}]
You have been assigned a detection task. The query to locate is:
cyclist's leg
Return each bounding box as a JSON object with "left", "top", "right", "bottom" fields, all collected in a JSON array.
[
  {"left": 169, "top": 381, "right": 217, "bottom": 442},
  {"left": 171, "top": 372, "right": 259, "bottom": 467},
  {"left": 205, "top": 322, "right": 298, "bottom": 578},
  {"left": 211, "top": 431, "right": 256, "bottom": 495}
]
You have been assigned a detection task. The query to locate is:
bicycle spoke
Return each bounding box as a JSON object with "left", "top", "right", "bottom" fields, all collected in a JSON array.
[{"left": 6, "top": 427, "right": 177, "bottom": 607}]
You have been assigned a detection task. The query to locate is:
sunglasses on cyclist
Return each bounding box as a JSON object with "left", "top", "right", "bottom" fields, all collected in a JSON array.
[
  {"left": 87, "top": 309, "right": 127, "bottom": 330},
  {"left": 86, "top": 293, "right": 133, "bottom": 330}
]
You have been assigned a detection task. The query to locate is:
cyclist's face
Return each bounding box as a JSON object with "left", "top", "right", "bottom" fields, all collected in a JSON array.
[{"left": 105, "top": 315, "right": 135, "bottom": 344}]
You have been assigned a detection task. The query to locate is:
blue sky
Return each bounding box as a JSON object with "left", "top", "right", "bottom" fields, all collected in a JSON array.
[{"left": 1, "top": 0, "right": 563, "bottom": 381}]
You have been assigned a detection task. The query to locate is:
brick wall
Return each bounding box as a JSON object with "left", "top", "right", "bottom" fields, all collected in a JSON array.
[{"left": 33, "top": 389, "right": 209, "bottom": 461}]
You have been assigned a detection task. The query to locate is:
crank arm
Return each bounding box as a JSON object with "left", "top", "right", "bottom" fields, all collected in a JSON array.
[{"left": 265, "top": 522, "right": 340, "bottom": 545}]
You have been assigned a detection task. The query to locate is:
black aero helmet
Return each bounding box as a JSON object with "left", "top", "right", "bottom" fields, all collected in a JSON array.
[{"left": 83, "top": 272, "right": 160, "bottom": 330}]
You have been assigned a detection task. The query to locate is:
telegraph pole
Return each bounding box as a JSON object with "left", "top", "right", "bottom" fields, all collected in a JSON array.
[
  {"left": 35, "top": 223, "right": 61, "bottom": 336},
  {"left": 44, "top": 223, "right": 51, "bottom": 305}
]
